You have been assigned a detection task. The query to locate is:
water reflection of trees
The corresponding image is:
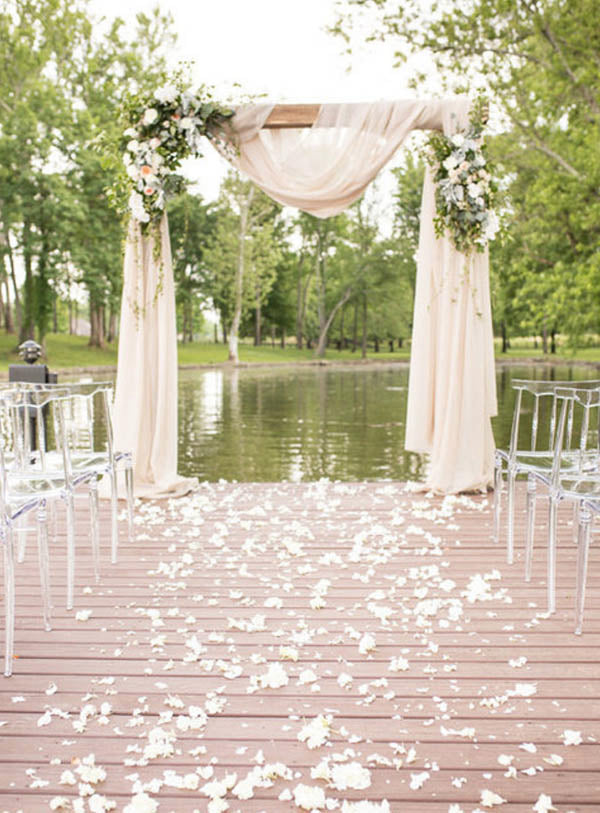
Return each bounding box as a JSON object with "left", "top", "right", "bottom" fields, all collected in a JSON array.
[{"left": 178, "top": 366, "right": 428, "bottom": 482}]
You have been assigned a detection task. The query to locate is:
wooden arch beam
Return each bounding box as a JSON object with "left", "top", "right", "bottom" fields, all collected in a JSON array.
[
  {"left": 263, "top": 102, "right": 488, "bottom": 130},
  {"left": 263, "top": 104, "right": 321, "bottom": 129}
]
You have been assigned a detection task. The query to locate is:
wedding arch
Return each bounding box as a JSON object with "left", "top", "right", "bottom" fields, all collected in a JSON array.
[{"left": 112, "top": 90, "right": 497, "bottom": 498}]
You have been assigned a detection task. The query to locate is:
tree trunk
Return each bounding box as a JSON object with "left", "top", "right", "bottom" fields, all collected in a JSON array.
[
  {"left": 20, "top": 219, "right": 35, "bottom": 342},
  {"left": 542, "top": 320, "right": 548, "bottom": 354},
  {"left": 228, "top": 188, "right": 253, "bottom": 362},
  {"left": 68, "top": 298, "right": 74, "bottom": 335},
  {"left": 89, "top": 303, "right": 106, "bottom": 349},
  {"left": 339, "top": 304, "right": 345, "bottom": 351},
  {"left": 318, "top": 260, "right": 326, "bottom": 337},
  {"left": 0, "top": 277, "right": 6, "bottom": 330},
  {"left": 107, "top": 308, "right": 117, "bottom": 343},
  {"left": 551, "top": 328, "right": 557, "bottom": 354},
  {"left": 52, "top": 292, "right": 58, "bottom": 334},
  {"left": 361, "top": 293, "right": 368, "bottom": 359},
  {"left": 3, "top": 274, "right": 13, "bottom": 333},
  {"left": 296, "top": 256, "right": 304, "bottom": 350},
  {"left": 315, "top": 287, "right": 352, "bottom": 358},
  {"left": 4, "top": 229, "right": 21, "bottom": 335},
  {"left": 280, "top": 328, "right": 285, "bottom": 349},
  {"left": 501, "top": 321, "right": 509, "bottom": 353},
  {"left": 254, "top": 281, "right": 261, "bottom": 346},
  {"left": 389, "top": 339, "right": 394, "bottom": 352},
  {"left": 374, "top": 336, "right": 379, "bottom": 353},
  {"left": 352, "top": 302, "right": 358, "bottom": 352}
]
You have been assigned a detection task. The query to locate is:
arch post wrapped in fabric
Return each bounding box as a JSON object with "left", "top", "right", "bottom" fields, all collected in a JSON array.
[{"left": 113, "top": 97, "right": 496, "bottom": 497}]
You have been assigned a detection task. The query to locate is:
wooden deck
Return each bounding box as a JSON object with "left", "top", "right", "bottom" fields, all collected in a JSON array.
[{"left": 1, "top": 481, "right": 600, "bottom": 812}]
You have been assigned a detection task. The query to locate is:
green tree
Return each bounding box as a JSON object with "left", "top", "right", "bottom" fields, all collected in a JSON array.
[
  {"left": 0, "top": 0, "right": 87, "bottom": 342},
  {"left": 167, "top": 190, "right": 217, "bottom": 342},
  {"left": 204, "top": 172, "right": 283, "bottom": 361}
]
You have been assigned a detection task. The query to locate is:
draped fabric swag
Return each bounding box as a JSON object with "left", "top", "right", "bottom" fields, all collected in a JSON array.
[{"left": 112, "top": 98, "right": 496, "bottom": 498}]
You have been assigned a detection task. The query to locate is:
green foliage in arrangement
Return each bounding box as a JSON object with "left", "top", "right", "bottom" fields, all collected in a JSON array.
[
  {"left": 114, "top": 79, "right": 234, "bottom": 229},
  {"left": 424, "top": 97, "right": 499, "bottom": 254}
]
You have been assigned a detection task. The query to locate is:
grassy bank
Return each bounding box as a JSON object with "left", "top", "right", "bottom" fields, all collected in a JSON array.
[{"left": 2, "top": 332, "right": 600, "bottom": 373}]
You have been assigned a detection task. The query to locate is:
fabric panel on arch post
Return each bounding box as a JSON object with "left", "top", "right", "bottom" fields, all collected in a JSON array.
[
  {"left": 225, "top": 97, "right": 497, "bottom": 493},
  {"left": 112, "top": 215, "right": 198, "bottom": 498},
  {"left": 404, "top": 100, "right": 496, "bottom": 492}
]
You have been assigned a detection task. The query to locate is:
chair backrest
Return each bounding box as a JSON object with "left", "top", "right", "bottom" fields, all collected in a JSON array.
[
  {"left": 5, "top": 388, "right": 75, "bottom": 483},
  {"left": 550, "top": 385, "right": 600, "bottom": 490},
  {"left": 509, "top": 379, "right": 600, "bottom": 458},
  {"left": 9, "top": 381, "right": 115, "bottom": 463}
]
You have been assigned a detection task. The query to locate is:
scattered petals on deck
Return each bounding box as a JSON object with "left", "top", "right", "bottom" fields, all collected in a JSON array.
[{"left": 1, "top": 482, "right": 600, "bottom": 811}]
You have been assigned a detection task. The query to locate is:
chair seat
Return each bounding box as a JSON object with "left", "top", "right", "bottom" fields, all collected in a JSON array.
[{"left": 514, "top": 449, "right": 599, "bottom": 476}]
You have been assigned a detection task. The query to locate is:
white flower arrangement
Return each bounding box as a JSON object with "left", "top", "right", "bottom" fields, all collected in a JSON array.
[
  {"left": 116, "top": 80, "right": 233, "bottom": 231},
  {"left": 425, "top": 99, "right": 499, "bottom": 254}
]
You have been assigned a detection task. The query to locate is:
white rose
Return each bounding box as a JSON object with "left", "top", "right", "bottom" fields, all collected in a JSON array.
[
  {"left": 483, "top": 210, "right": 500, "bottom": 240},
  {"left": 155, "top": 84, "right": 178, "bottom": 104},
  {"left": 127, "top": 139, "right": 140, "bottom": 153},
  {"left": 123, "top": 127, "right": 137, "bottom": 138},
  {"left": 126, "top": 164, "right": 139, "bottom": 180},
  {"left": 467, "top": 182, "right": 483, "bottom": 198},
  {"left": 128, "top": 191, "right": 143, "bottom": 209},
  {"left": 451, "top": 133, "right": 465, "bottom": 147},
  {"left": 178, "top": 116, "right": 195, "bottom": 130},
  {"left": 443, "top": 154, "right": 459, "bottom": 171},
  {"left": 149, "top": 137, "right": 161, "bottom": 149},
  {"left": 142, "top": 108, "right": 159, "bottom": 126}
]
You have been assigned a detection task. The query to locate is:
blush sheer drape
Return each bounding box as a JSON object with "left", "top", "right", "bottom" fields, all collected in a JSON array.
[{"left": 113, "top": 98, "right": 496, "bottom": 497}]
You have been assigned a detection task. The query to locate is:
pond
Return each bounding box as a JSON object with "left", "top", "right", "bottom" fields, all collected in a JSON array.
[{"left": 176, "top": 363, "right": 597, "bottom": 482}]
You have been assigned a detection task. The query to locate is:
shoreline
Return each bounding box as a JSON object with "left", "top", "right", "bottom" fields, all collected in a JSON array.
[{"left": 2, "top": 354, "right": 600, "bottom": 379}]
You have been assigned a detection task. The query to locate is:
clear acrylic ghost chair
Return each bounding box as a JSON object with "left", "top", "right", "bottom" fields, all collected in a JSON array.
[
  {"left": 48, "top": 382, "right": 133, "bottom": 563},
  {"left": 574, "top": 493, "right": 600, "bottom": 634},
  {"left": 6, "top": 388, "right": 103, "bottom": 611},
  {"left": 0, "top": 428, "right": 58, "bottom": 676},
  {"left": 14, "top": 381, "right": 134, "bottom": 566},
  {"left": 523, "top": 386, "right": 600, "bottom": 614},
  {"left": 493, "top": 378, "right": 600, "bottom": 565}
]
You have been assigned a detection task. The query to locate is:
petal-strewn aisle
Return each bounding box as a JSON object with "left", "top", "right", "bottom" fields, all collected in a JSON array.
[{"left": 1, "top": 482, "right": 599, "bottom": 811}]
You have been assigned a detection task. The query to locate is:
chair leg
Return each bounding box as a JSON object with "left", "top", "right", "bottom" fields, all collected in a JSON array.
[
  {"left": 89, "top": 479, "right": 100, "bottom": 584},
  {"left": 3, "top": 529, "right": 15, "bottom": 677},
  {"left": 110, "top": 470, "right": 118, "bottom": 565},
  {"left": 125, "top": 465, "right": 134, "bottom": 544},
  {"left": 507, "top": 470, "right": 516, "bottom": 565},
  {"left": 575, "top": 504, "right": 592, "bottom": 635},
  {"left": 36, "top": 502, "right": 52, "bottom": 633},
  {"left": 16, "top": 514, "right": 27, "bottom": 564},
  {"left": 525, "top": 475, "right": 537, "bottom": 582},
  {"left": 547, "top": 496, "right": 559, "bottom": 614},
  {"left": 493, "top": 458, "right": 502, "bottom": 544},
  {"left": 65, "top": 492, "right": 76, "bottom": 611}
]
